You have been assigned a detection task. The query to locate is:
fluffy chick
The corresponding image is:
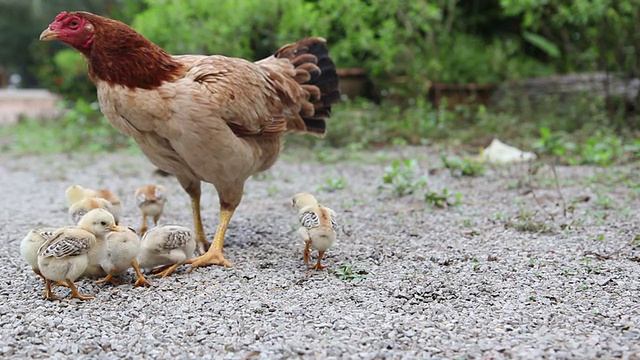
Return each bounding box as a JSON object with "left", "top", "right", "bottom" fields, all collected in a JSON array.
[
  {"left": 96, "top": 226, "right": 151, "bottom": 287},
  {"left": 20, "top": 227, "right": 57, "bottom": 279},
  {"left": 68, "top": 196, "right": 113, "bottom": 225},
  {"left": 79, "top": 209, "right": 118, "bottom": 279},
  {"left": 66, "top": 185, "right": 122, "bottom": 224},
  {"left": 137, "top": 225, "right": 195, "bottom": 278},
  {"left": 134, "top": 184, "right": 167, "bottom": 235},
  {"left": 37, "top": 209, "right": 117, "bottom": 301},
  {"left": 292, "top": 192, "right": 338, "bottom": 270}
]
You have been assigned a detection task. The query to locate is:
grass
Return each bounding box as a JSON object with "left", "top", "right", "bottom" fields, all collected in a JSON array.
[{"left": 333, "top": 265, "right": 369, "bottom": 282}]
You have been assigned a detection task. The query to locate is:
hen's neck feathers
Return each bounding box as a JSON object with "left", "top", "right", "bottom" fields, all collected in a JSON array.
[{"left": 80, "top": 13, "right": 184, "bottom": 89}]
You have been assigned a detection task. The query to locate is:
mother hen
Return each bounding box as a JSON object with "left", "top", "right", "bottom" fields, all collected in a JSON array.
[{"left": 39, "top": 11, "right": 340, "bottom": 268}]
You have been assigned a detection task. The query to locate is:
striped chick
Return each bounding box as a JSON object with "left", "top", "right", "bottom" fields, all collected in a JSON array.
[
  {"left": 292, "top": 192, "right": 338, "bottom": 270},
  {"left": 137, "top": 225, "right": 195, "bottom": 278}
]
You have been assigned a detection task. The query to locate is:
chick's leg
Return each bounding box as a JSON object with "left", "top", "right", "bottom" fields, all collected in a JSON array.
[
  {"left": 67, "top": 281, "right": 94, "bottom": 301},
  {"left": 43, "top": 279, "right": 62, "bottom": 301},
  {"left": 310, "top": 251, "right": 327, "bottom": 270},
  {"left": 131, "top": 260, "right": 152, "bottom": 287},
  {"left": 94, "top": 271, "right": 119, "bottom": 285},
  {"left": 188, "top": 208, "right": 234, "bottom": 269},
  {"left": 139, "top": 212, "right": 148, "bottom": 235},
  {"left": 303, "top": 239, "right": 311, "bottom": 265},
  {"left": 154, "top": 262, "right": 183, "bottom": 278}
]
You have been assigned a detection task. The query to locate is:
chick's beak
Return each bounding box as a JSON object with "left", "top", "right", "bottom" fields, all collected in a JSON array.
[
  {"left": 109, "top": 225, "right": 119, "bottom": 232},
  {"left": 39, "top": 28, "right": 58, "bottom": 41}
]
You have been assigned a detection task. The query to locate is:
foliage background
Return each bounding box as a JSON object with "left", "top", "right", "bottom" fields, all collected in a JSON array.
[{"left": 0, "top": 0, "right": 638, "bottom": 159}]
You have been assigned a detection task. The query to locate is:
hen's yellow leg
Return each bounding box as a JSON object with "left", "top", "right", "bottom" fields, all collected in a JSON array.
[
  {"left": 190, "top": 193, "right": 210, "bottom": 254},
  {"left": 188, "top": 208, "right": 234, "bottom": 269},
  {"left": 67, "top": 280, "right": 94, "bottom": 301},
  {"left": 43, "top": 279, "right": 62, "bottom": 301},
  {"left": 131, "top": 260, "right": 152, "bottom": 287}
]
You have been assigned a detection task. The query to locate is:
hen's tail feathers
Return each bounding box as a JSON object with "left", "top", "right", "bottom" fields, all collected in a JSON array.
[{"left": 275, "top": 37, "right": 340, "bottom": 136}]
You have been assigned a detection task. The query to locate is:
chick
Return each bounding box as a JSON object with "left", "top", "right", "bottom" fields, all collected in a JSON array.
[
  {"left": 137, "top": 225, "right": 195, "bottom": 278},
  {"left": 292, "top": 192, "right": 338, "bottom": 270},
  {"left": 65, "top": 185, "right": 122, "bottom": 224},
  {"left": 96, "top": 226, "right": 151, "bottom": 287},
  {"left": 20, "top": 227, "right": 57, "bottom": 279},
  {"left": 37, "top": 229, "right": 96, "bottom": 301},
  {"left": 68, "top": 196, "right": 113, "bottom": 225},
  {"left": 134, "top": 184, "right": 167, "bottom": 235},
  {"left": 79, "top": 209, "right": 118, "bottom": 279}
]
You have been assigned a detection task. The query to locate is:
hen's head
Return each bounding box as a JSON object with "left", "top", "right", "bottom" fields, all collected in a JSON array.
[{"left": 39, "top": 12, "right": 98, "bottom": 52}]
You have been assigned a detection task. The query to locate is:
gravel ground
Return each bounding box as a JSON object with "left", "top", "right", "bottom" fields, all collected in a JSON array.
[{"left": 1, "top": 146, "right": 639, "bottom": 359}]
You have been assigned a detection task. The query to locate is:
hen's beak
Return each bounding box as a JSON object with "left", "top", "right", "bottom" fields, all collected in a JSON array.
[{"left": 39, "top": 28, "right": 58, "bottom": 41}]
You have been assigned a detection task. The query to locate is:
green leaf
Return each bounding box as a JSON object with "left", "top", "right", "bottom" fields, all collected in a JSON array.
[{"left": 522, "top": 31, "right": 560, "bottom": 58}]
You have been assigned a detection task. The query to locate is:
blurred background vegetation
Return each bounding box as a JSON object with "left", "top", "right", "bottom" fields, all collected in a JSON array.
[{"left": 0, "top": 0, "right": 639, "bottom": 165}]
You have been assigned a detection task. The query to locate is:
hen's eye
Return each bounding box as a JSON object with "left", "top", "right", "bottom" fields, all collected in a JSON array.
[{"left": 69, "top": 19, "right": 79, "bottom": 27}]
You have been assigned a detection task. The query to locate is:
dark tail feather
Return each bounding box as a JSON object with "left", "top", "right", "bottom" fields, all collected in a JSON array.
[{"left": 275, "top": 37, "right": 340, "bottom": 136}]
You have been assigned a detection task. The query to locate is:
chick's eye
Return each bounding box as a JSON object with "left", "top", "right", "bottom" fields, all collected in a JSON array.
[{"left": 100, "top": 221, "right": 107, "bottom": 226}]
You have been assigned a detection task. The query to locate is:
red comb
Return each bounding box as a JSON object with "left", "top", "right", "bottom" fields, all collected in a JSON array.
[{"left": 55, "top": 11, "right": 68, "bottom": 21}]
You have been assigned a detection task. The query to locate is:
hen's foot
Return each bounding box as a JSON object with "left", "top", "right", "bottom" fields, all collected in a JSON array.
[{"left": 188, "top": 250, "right": 233, "bottom": 269}]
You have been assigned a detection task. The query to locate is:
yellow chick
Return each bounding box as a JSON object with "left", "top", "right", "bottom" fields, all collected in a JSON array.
[
  {"left": 134, "top": 184, "right": 167, "bottom": 235},
  {"left": 292, "top": 192, "right": 338, "bottom": 270},
  {"left": 96, "top": 226, "right": 151, "bottom": 287},
  {"left": 65, "top": 185, "right": 122, "bottom": 224},
  {"left": 20, "top": 227, "right": 57, "bottom": 280},
  {"left": 37, "top": 209, "right": 117, "bottom": 301},
  {"left": 68, "top": 196, "right": 113, "bottom": 225},
  {"left": 137, "top": 225, "right": 195, "bottom": 278},
  {"left": 37, "top": 229, "right": 96, "bottom": 301}
]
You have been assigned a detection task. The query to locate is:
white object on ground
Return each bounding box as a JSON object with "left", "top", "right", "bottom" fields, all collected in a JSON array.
[{"left": 479, "top": 138, "right": 537, "bottom": 164}]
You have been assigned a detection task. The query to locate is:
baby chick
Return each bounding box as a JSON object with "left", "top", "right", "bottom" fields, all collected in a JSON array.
[
  {"left": 37, "top": 229, "right": 96, "bottom": 301},
  {"left": 80, "top": 209, "right": 118, "bottom": 279},
  {"left": 134, "top": 184, "right": 167, "bottom": 235},
  {"left": 68, "top": 196, "right": 113, "bottom": 225},
  {"left": 292, "top": 192, "right": 338, "bottom": 270},
  {"left": 65, "top": 185, "right": 122, "bottom": 224},
  {"left": 96, "top": 226, "right": 151, "bottom": 287},
  {"left": 37, "top": 209, "right": 117, "bottom": 301},
  {"left": 137, "top": 225, "right": 195, "bottom": 278},
  {"left": 20, "top": 227, "right": 57, "bottom": 279}
]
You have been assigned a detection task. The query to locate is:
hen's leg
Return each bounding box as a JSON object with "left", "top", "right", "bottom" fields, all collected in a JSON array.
[
  {"left": 153, "top": 214, "right": 161, "bottom": 226},
  {"left": 43, "top": 279, "right": 62, "bottom": 301},
  {"left": 67, "top": 280, "right": 94, "bottom": 301},
  {"left": 310, "top": 251, "right": 327, "bottom": 270},
  {"left": 139, "top": 212, "right": 148, "bottom": 235},
  {"left": 188, "top": 187, "right": 209, "bottom": 254},
  {"left": 131, "top": 260, "right": 152, "bottom": 287},
  {"left": 188, "top": 207, "right": 234, "bottom": 269},
  {"left": 303, "top": 239, "right": 311, "bottom": 264}
]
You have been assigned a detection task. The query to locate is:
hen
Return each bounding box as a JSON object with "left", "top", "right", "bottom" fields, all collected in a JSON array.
[{"left": 40, "top": 11, "right": 340, "bottom": 268}]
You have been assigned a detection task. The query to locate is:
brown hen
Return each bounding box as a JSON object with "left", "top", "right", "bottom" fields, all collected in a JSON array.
[{"left": 40, "top": 11, "right": 340, "bottom": 268}]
